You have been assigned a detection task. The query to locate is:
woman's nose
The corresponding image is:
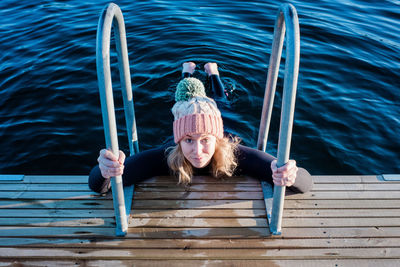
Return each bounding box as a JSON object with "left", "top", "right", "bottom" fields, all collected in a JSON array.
[{"left": 193, "top": 142, "right": 203, "bottom": 155}]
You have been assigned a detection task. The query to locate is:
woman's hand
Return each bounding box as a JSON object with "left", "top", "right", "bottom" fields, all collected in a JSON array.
[
  {"left": 271, "top": 159, "right": 298, "bottom": 187},
  {"left": 97, "top": 149, "right": 126, "bottom": 179}
]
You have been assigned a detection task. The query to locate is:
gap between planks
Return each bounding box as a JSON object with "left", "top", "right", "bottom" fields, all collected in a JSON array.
[
  {"left": 0, "top": 247, "right": 400, "bottom": 260},
  {"left": 2, "top": 237, "right": 400, "bottom": 249}
]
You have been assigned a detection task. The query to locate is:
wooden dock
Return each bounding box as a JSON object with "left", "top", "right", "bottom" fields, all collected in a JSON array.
[{"left": 0, "top": 174, "right": 399, "bottom": 266}]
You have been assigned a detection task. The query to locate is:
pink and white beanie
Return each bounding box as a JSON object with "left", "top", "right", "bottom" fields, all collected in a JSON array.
[{"left": 172, "top": 77, "right": 223, "bottom": 143}]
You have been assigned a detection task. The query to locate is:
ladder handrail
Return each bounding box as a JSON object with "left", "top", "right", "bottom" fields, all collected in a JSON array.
[
  {"left": 96, "top": 3, "right": 139, "bottom": 236},
  {"left": 257, "top": 3, "right": 300, "bottom": 235}
]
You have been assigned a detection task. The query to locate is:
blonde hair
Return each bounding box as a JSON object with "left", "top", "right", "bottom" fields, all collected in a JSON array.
[{"left": 167, "top": 136, "right": 240, "bottom": 185}]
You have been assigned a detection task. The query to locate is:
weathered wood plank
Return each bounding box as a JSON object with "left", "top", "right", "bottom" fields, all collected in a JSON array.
[
  {"left": 135, "top": 184, "right": 262, "bottom": 192},
  {"left": 281, "top": 227, "right": 400, "bottom": 238},
  {"left": 3, "top": 189, "right": 400, "bottom": 200},
  {"left": 0, "top": 226, "right": 114, "bottom": 237},
  {"left": 0, "top": 209, "right": 265, "bottom": 218},
  {"left": 312, "top": 175, "right": 381, "bottom": 183},
  {"left": 0, "top": 184, "right": 262, "bottom": 192},
  {"left": 0, "top": 216, "right": 397, "bottom": 228},
  {"left": 132, "top": 209, "right": 400, "bottom": 219},
  {"left": 22, "top": 176, "right": 88, "bottom": 184},
  {"left": 0, "top": 191, "right": 105, "bottom": 200},
  {"left": 0, "top": 199, "right": 114, "bottom": 209},
  {"left": 0, "top": 227, "right": 270, "bottom": 238},
  {"left": 1, "top": 259, "right": 400, "bottom": 267},
  {"left": 283, "top": 209, "right": 400, "bottom": 218},
  {"left": 0, "top": 217, "right": 397, "bottom": 229},
  {"left": 0, "top": 218, "right": 269, "bottom": 228},
  {"left": 0, "top": 209, "right": 114, "bottom": 218},
  {"left": 0, "top": 184, "right": 91, "bottom": 191},
  {"left": 134, "top": 191, "right": 260, "bottom": 200},
  {"left": 132, "top": 199, "right": 400, "bottom": 209},
  {"left": 127, "top": 226, "right": 400, "bottom": 239},
  {"left": 312, "top": 183, "right": 400, "bottom": 191},
  {"left": 143, "top": 175, "right": 397, "bottom": 184},
  {"left": 0, "top": 261, "right": 87, "bottom": 267},
  {"left": 2, "top": 237, "right": 400, "bottom": 249},
  {"left": 128, "top": 218, "right": 269, "bottom": 228},
  {"left": 0, "top": 191, "right": 264, "bottom": 200},
  {"left": 286, "top": 191, "right": 400, "bottom": 200},
  {"left": 284, "top": 199, "right": 400, "bottom": 209},
  {"left": 0, "top": 175, "right": 24, "bottom": 182},
  {"left": 133, "top": 191, "right": 264, "bottom": 200},
  {"left": 131, "top": 209, "right": 266, "bottom": 218},
  {"left": 0, "top": 247, "right": 400, "bottom": 260},
  {"left": 0, "top": 217, "right": 113, "bottom": 227},
  {"left": 132, "top": 200, "right": 266, "bottom": 209},
  {"left": 0, "top": 199, "right": 265, "bottom": 210},
  {"left": 17, "top": 175, "right": 398, "bottom": 184},
  {"left": 282, "top": 217, "right": 400, "bottom": 227},
  {"left": 84, "top": 259, "right": 400, "bottom": 267},
  {"left": 1, "top": 226, "right": 400, "bottom": 238},
  {"left": 140, "top": 176, "right": 260, "bottom": 184},
  {"left": 128, "top": 217, "right": 399, "bottom": 228},
  {"left": 136, "top": 191, "right": 400, "bottom": 200},
  {"left": 15, "top": 175, "right": 273, "bottom": 186}
]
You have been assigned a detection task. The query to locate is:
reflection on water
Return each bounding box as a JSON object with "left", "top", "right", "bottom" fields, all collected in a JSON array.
[{"left": 0, "top": 0, "right": 399, "bottom": 175}]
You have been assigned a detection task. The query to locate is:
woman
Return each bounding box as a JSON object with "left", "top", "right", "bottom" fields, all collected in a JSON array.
[{"left": 88, "top": 62, "right": 313, "bottom": 194}]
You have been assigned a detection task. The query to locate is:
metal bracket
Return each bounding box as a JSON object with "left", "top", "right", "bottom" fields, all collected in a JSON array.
[
  {"left": 379, "top": 174, "right": 400, "bottom": 181},
  {"left": 115, "top": 184, "right": 134, "bottom": 236},
  {"left": 261, "top": 181, "right": 273, "bottom": 224},
  {"left": 261, "top": 181, "right": 282, "bottom": 235},
  {"left": 0, "top": 175, "right": 24, "bottom": 181}
]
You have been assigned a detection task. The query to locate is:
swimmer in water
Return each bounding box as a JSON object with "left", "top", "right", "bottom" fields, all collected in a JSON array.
[{"left": 89, "top": 62, "right": 313, "bottom": 193}]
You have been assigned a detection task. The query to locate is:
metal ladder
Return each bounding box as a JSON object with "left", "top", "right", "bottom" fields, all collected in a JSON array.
[
  {"left": 95, "top": 2, "right": 299, "bottom": 236},
  {"left": 257, "top": 3, "right": 300, "bottom": 235},
  {"left": 96, "top": 3, "right": 139, "bottom": 236}
]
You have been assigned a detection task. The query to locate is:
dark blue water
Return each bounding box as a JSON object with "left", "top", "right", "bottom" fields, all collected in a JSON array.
[{"left": 0, "top": 0, "right": 399, "bottom": 175}]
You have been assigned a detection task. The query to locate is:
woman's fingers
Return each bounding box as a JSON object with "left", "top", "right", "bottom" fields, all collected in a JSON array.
[
  {"left": 272, "top": 160, "right": 297, "bottom": 176},
  {"left": 273, "top": 172, "right": 296, "bottom": 186},
  {"left": 97, "top": 149, "right": 125, "bottom": 178},
  {"left": 272, "top": 174, "right": 296, "bottom": 186},
  {"left": 99, "top": 163, "right": 124, "bottom": 179},
  {"left": 271, "top": 159, "right": 298, "bottom": 186},
  {"left": 272, "top": 176, "right": 285, "bottom": 186},
  {"left": 98, "top": 149, "right": 123, "bottom": 166},
  {"left": 271, "top": 160, "right": 278, "bottom": 173},
  {"left": 118, "top": 150, "right": 126, "bottom": 165},
  {"left": 100, "top": 149, "right": 118, "bottom": 161},
  {"left": 104, "top": 165, "right": 125, "bottom": 177}
]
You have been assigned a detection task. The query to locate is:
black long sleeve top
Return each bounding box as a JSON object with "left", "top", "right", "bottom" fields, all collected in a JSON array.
[{"left": 88, "top": 143, "right": 312, "bottom": 194}]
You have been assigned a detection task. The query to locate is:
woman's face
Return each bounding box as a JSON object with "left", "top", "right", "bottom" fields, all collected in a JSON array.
[{"left": 180, "top": 134, "right": 217, "bottom": 168}]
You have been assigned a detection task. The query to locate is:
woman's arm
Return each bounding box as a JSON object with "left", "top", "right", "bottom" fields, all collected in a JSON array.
[
  {"left": 88, "top": 149, "right": 125, "bottom": 193},
  {"left": 235, "top": 144, "right": 313, "bottom": 193},
  {"left": 88, "top": 166, "right": 111, "bottom": 193},
  {"left": 88, "top": 144, "right": 172, "bottom": 193}
]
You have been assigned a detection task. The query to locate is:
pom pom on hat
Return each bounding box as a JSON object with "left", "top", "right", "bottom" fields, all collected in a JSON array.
[{"left": 175, "top": 77, "right": 207, "bottom": 101}]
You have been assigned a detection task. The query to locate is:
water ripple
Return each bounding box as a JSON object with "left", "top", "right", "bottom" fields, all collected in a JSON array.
[{"left": 0, "top": 0, "right": 399, "bottom": 175}]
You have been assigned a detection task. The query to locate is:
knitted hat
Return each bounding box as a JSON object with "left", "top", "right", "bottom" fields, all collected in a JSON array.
[{"left": 172, "top": 78, "right": 224, "bottom": 143}]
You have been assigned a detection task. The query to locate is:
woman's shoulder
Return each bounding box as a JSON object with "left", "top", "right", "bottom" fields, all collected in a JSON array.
[
  {"left": 122, "top": 142, "right": 174, "bottom": 181},
  {"left": 128, "top": 141, "right": 175, "bottom": 160},
  {"left": 236, "top": 144, "right": 275, "bottom": 162}
]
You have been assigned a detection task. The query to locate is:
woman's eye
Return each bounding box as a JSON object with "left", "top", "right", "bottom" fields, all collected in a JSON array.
[
  {"left": 185, "top": 138, "right": 192, "bottom": 143},
  {"left": 202, "top": 138, "right": 209, "bottom": 144}
]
